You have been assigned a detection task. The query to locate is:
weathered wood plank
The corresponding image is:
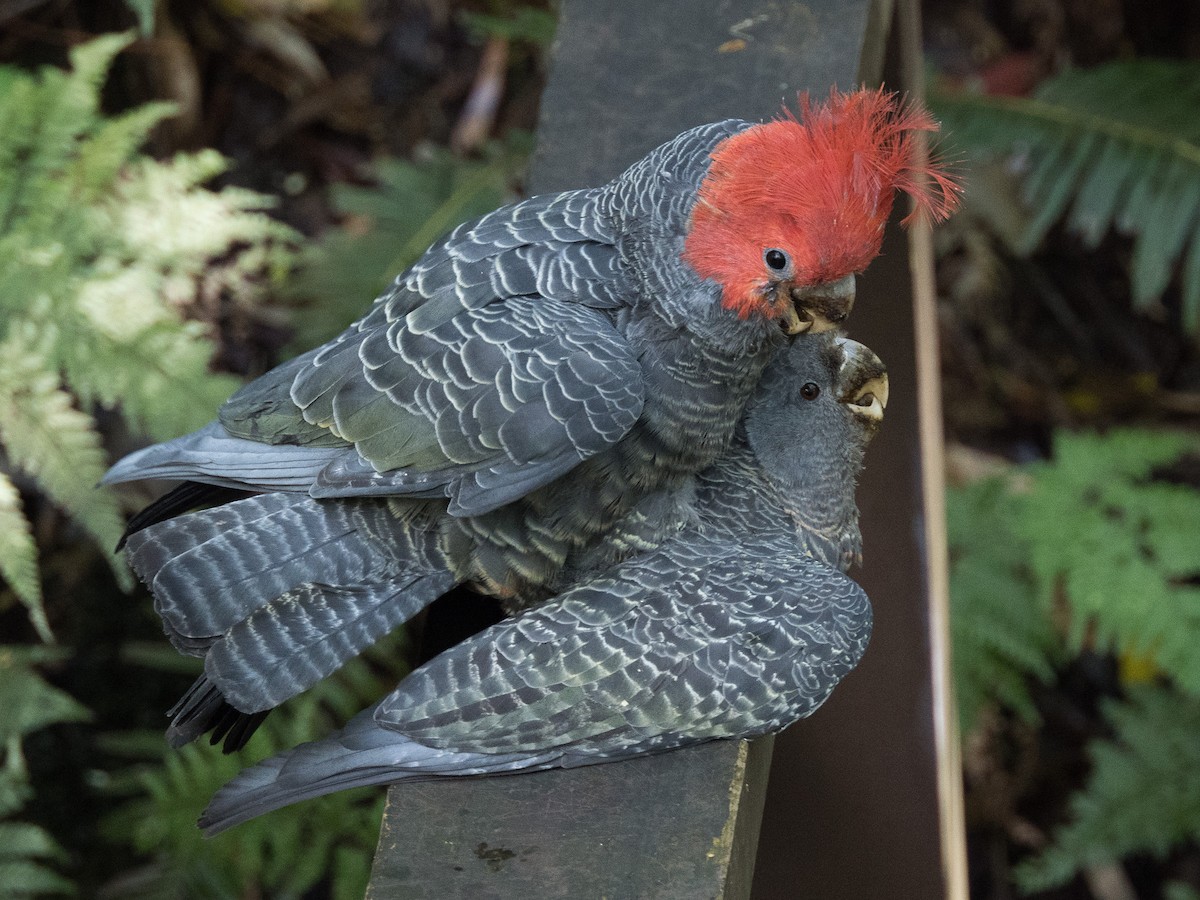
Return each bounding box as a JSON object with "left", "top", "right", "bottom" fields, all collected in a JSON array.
[
  {"left": 366, "top": 737, "right": 774, "bottom": 900},
  {"left": 751, "top": 2, "right": 968, "bottom": 897},
  {"left": 530, "top": 0, "right": 884, "bottom": 194}
]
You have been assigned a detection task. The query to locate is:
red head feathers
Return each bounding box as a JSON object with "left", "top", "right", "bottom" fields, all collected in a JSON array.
[{"left": 684, "top": 88, "right": 961, "bottom": 320}]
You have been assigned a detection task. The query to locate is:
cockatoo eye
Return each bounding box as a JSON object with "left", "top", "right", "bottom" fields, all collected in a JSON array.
[
  {"left": 800, "top": 382, "right": 820, "bottom": 401},
  {"left": 764, "top": 248, "right": 790, "bottom": 272}
]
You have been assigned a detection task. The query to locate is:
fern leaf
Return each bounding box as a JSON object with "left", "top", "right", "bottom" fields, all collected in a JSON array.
[
  {"left": 0, "top": 473, "right": 47, "bottom": 642},
  {"left": 948, "top": 476, "right": 1059, "bottom": 733},
  {"left": 0, "top": 652, "right": 87, "bottom": 898},
  {"left": 0, "top": 649, "right": 90, "bottom": 749},
  {"left": 1167, "top": 883, "right": 1200, "bottom": 900},
  {"left": 0, "top": 336, "right": 129, "bottom": 581},
  {"left": 69, "top": 101, "right": 177, "bottom": 204},
  {"left": 1017, "top": 429, "right": 1200, "bottom": 693},
  {"left": 2, "top": 33, "right": 134, "bottom": 229},
  {"left": 0, "top": 822, "right": 73, "bottom": 898},
  {"left": 1016, "top": 688, "right": 1200, "bottom": 891},
  {"left": 0, "top": 34, "right": 303, "bottom": 627},
  {"left": 0, "top": 860, "right": 75, "bottom": 899},
  {"left": 931, "top": 60, "right": 1200, "bottom": 337},
  {"left": 123, "top": 0, "right": 156, "bottom": 36},
  {"left": 109, "top": 151, "right": 296, "bottom": 272},
  {"left": 61, "top": 312, "right": 242, "bottom": 442}
]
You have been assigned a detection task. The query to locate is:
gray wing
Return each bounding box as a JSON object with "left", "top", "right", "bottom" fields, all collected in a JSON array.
[
  {"left": 198, "top": 534, "right": 871, "bottom": 835},
  {"left": 377, "top": 535, "right": 872, "bottom": 757},
  {"left": 294, "top": 296, "right": 645, "bottom": 516},
  {"left": 108, "top": 188, "right": 645, "bottom": 516}
]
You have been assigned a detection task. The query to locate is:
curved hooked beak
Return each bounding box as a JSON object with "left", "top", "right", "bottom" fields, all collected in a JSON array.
[
  {"left": 778, "top": 274, "right": 857, "bottom": 336},
  {"left": 834, "top": 336, "right": 888, "bottom": 425}
]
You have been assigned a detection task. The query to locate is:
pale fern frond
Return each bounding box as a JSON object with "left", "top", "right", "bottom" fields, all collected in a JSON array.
[
  {"left": 108, "top": 150, "right": 296, "bottom": 274},
  {"left": 0, "top": 336, "right": 130, "bottom": 587},
  {"left": 932, "top": 61, "right": 1200, "bottom": 338},
  {"left": 0, "top": 35, "right": 300, "bottom": 630},
  {"left": 62, "top": 316, "right": 242, "bottom": 442},
  {"left": 0, "top": 474, "right": 46, "bottom": 642}
]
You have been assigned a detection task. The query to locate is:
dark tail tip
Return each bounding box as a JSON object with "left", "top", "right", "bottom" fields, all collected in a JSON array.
[{"left": 167, "top": 675, "right": 273, "bottom": 753}]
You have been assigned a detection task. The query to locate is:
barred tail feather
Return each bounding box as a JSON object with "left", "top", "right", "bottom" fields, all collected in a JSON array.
[
  {"left": 125, "top": 493, "right": 446, "bottom": 651},
  {"left": 127, "top": 491, "right": 465, "bottom": 750},
  {"left": 207, "top": 569, "right": 458, "bottom": 712},
  {"left": 162, "top": 570, "right": 458, "bottom": 751}
]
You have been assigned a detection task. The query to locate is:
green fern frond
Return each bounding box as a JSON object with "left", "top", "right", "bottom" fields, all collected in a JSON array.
[
  {"left": 0, "top": 34, "right": 132, "bottom": 222},
  {"left": 0, "top": 649, "right": 92, "bottom": 751},
  {"left": 1016, "top": 688, "right": 1200, "bottom": 891},
  {"left": 0, "top": 474, "right": 46, "bottom": 642},
  {"left": 1167, "top": 883, "right": 1200, "bottom": 900},
  {"left": 1016, "top": 429, "right": 1200, "bottom": 694},
  {"left": 0, "top": 821, "right": 74, "bottom": 898},
  {"left": 0, "top": 34, "right": 300, "bottom": 631},
  {"left": 122, "top": 0, "right": 155, "bottom": 36},
  {"left": 948, "top": 476, "right": 1060, "bottom": 733},
  {"left": 69, "top": 103, "right": 178, "bottom": 205},
  {"left": 66, "top": 278, "right": 244, "bottom": 441},
  {"left": 0, "top": 338, "right": 130, "bottom": 588},
  {"left": 931, "top": 60, "right": 1200, "bottom": 337},
  {"left": 0, "top": 649, "right": 92, "bottom": 898},
  {"left": 950, "top": 430, "right": 1200, "bottom": 891}
]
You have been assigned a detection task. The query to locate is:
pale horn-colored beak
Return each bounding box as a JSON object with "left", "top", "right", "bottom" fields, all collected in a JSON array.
[{"left": 785, "top": 274, "right": 856, "bottom": 335}]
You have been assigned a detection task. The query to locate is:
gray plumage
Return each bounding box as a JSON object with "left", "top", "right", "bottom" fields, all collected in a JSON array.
[
  {"left": 106, "top": 118, "right": 874, "bottom": 748},
  {"left": 198, "top": 332, "right": 887, "bottom": 834}
]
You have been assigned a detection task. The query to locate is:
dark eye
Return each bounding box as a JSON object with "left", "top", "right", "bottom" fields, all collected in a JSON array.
[
  {"left": 800, "top": 382, "right": 820, "bottom": 401},
  {"left": 764, "top": 248, "right": 789, "bottom": 272}
]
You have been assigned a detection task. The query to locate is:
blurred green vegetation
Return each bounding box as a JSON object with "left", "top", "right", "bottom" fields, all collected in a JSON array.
[
  {"left": 932, "top": 60, "right": 1200, "bottom": 341},
  {"left": 0, "top": 23, "right": 530, "bottom": 897},
  {"left": 938, "top": 49, "right": 1200, "bottom": 896},
  {"left": 949, "top": 430, "right": 1200, "bottom": 891},
  {"left": 3, "top": 2, "right": 1199, "bottom": 898},
  {"left": 285, "top": 132, "right": 531, "bottom": 348}
]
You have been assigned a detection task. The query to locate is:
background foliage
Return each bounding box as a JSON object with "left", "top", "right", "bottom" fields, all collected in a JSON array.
[
  {"left": 0, "top": 3, "right": 538, "bottom": 893},
  {"left": 0, "top": 32, "right": 294, "bottom": 637},
  {"left": 950, "top": 430, "right": 1200, "bottom": 893},
  {"left": 931, "top": 6, "right": 1200, "bottom": 895},
  {"left": 933, "top": 61, "right": 1200, "bottom": 340}
]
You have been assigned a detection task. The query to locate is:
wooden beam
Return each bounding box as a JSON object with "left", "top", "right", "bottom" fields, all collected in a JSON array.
[
  {"left": 367, "top": 738, "right": 774, "bottom": 899},
  {"left": 750, "top": 2, "right": 968, "bottom": 897}
]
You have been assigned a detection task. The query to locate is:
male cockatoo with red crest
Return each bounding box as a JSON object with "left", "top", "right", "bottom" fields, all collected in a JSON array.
[{"left": 104, "top": 88, "right": 958, "bottom": 753}]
